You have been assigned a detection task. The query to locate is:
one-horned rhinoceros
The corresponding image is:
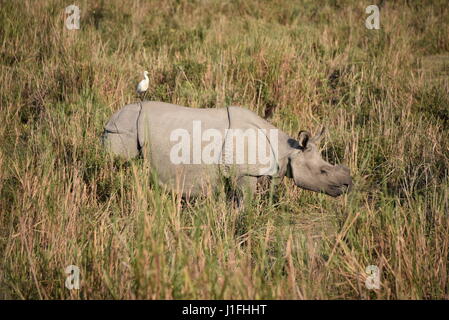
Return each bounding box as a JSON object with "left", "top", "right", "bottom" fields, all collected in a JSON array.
[{"left": 102, "top": 101, "right": 352, "bottom": 198}]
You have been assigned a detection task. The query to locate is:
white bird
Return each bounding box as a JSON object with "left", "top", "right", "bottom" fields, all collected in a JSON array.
[{"left": 136, "top": 70, "right": 149, "bottom": 97}]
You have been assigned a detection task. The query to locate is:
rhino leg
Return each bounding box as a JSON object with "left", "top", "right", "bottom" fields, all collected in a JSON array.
[
  {"left": 231, "top": 176, "right": 257, "bottom": 210},
  {"left": 238, "top": 175, "right": 258, "bottom": 196}
]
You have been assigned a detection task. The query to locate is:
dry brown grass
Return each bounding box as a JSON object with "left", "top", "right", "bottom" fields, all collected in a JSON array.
[{"left": 0, "top": 0, "right": 448, "bottom": 299}]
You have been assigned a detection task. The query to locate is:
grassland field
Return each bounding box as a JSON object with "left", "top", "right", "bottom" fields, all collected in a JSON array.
[{"left": 0, "top": 0, "right": 448, "bottom": 299}]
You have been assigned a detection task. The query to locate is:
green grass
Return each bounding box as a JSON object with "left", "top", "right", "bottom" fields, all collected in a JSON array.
[{"left": 0, "top": 0, "right": 448, "bottom": 299}]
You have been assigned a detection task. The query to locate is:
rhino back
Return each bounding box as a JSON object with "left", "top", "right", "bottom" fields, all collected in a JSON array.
[
  {"left": 222, "top": 106, "right": 290, "bottom": 177},
  {"left": 137, "top": 101, "right": 229, "bottom": 196}
]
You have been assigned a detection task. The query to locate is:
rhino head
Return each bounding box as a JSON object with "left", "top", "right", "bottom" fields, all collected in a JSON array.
[{"left": 287, "top": 128, "right": 352, "bottom": 197}]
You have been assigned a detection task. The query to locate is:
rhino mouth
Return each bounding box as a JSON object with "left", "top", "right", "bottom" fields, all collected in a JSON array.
[
  {"left": 297, "top": 181, "right": 351, "bottom": 197},
  {"left": 326, "top": 181, "right": 352, "bottom": 197},
  {"left": 324, "top": 165, "right": 353, "bottom": 197}
]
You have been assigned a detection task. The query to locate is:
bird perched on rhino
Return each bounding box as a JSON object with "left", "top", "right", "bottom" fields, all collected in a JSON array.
[{"left": 136, "top": 70, "right": 149, "bottom": 98}]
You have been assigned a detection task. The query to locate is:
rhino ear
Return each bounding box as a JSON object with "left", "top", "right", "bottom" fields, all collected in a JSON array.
[
  {"left": 297, "top": 131, "right": 311, "bottom": 149},
  {"left": 311, "top": 126, "right": 325, "bottom": 144}
]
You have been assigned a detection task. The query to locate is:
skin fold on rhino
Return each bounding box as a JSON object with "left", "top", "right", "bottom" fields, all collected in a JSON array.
[{"left": 102, "top": 101, "right": 352, "bottom": 198}]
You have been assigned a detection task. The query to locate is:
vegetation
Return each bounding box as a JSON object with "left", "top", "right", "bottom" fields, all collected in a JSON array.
[{"left": 0, "top": 0, "right": 448, "bottom": 299}]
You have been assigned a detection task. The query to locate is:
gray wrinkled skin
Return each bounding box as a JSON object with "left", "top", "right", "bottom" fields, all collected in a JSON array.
[
  {"left": 102, "top": 101, "right": 352, "bottom": 198},
  {"left": 287, "top": 130, "right": 353, "bottom": 197}
]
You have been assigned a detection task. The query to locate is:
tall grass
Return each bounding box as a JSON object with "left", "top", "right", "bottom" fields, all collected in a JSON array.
[{"left": 0, "top": 0, "right": 448, "bottom": 299}]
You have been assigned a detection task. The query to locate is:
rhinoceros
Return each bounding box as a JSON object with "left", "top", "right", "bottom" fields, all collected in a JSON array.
[{"left": 102, "top": 101, "right": 352, "bottom": 198}]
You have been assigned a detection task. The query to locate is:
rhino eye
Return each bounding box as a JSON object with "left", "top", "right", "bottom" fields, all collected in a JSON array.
[
  {"left": 320, "top": 167, "right": 330, "bottom": 175},
  {"left": 320, "top": 165, "right": 334, "bottom": 175}
]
